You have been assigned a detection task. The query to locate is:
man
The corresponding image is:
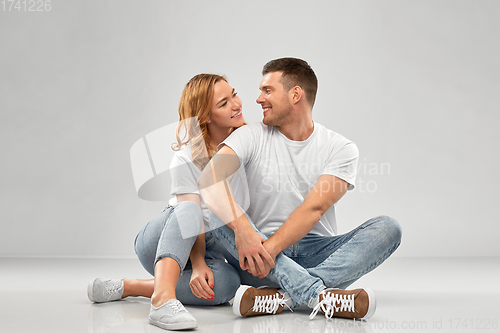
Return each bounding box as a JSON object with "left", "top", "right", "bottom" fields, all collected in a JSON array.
[{"left": 198, "top": 58, "right": 402, "bottom": 320}]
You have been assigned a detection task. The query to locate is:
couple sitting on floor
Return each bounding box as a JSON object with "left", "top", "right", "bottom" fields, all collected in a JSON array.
[{"left": 87, "top": 57, "right": 402, "bottom": 331}]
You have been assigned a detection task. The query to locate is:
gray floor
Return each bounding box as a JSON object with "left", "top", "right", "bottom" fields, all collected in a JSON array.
[{"left": 0, "top": 257, "right": 498, "bottom": 332}]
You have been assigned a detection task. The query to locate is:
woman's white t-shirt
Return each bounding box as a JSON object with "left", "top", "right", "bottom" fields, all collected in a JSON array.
[{"left": 168, "top": 143, "right": 249, "bottom": 226}]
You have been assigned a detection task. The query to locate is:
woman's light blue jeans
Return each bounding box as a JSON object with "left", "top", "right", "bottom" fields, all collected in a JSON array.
[
  {"left": 209, "top": 213, "right": 402, "bottom": 308},
  {"left": 134, "top": 201, "right": 240, "bottom": 305}
]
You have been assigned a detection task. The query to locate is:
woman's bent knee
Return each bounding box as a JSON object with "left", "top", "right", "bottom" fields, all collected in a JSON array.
[
  {"left": 172, "top": 201, "right": 204, "bottom": 237},
  {"left": 175, "top": 201, "right": 202, "bottom": 217}
]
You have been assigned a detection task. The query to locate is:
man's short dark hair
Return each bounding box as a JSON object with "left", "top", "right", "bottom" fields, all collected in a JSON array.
[{"left": 262, "top": 57, "right": 318, "bottom": 107}]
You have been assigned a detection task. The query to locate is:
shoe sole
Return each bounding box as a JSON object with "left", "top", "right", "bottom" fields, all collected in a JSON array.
[
  {"left": 87, "top": 278, "right": 97, "bottom": 303},
  {"left": 362, "top": 288, "right": 376, "bottom": 319},
  {"left": 233, "top": 285, "right": 252, "bottom": 317},
  {"left": 149, "top": 318, "right": 197, "bottom": 330}
]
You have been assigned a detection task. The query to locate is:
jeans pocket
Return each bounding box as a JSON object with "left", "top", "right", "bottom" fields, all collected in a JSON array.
[{"left": 205, "top": 232, "right": 216, "bottom": 248}]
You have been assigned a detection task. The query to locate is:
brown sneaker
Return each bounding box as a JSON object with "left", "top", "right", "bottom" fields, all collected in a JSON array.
[
  {"left": 233, "top": 285, "right": 289, "bottom": 317},
  {"left": 309, "top": 288, "right": 376, "bottom": 320}
]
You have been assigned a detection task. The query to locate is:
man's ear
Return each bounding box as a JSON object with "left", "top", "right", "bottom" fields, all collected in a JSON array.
[{"left": 291, "top": 86, "right": 303, "bottom": 105}]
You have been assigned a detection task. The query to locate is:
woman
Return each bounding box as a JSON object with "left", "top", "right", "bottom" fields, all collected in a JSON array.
[{"left": 87, "top": 74, "right": 246, "bottom": 330}]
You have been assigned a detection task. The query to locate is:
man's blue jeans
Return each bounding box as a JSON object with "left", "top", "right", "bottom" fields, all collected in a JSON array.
[
  {"left": 209, "top": 213, "right": 402, "bottom": 308},
  {"left": 134, "top": 201, "right": 241, "bottom": 305}
]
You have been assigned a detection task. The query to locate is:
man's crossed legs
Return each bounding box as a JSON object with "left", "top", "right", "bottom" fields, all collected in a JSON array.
[{"left": 209, "top": 213, "right": 402, "bottom": 320}]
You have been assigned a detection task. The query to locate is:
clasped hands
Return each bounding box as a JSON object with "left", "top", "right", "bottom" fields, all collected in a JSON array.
[{"left": 234, "top": 224, "right": 278, "bottom": 279}]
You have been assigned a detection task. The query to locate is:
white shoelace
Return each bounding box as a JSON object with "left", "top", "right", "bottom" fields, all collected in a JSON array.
[
  {"left": 309, "top": 289, "right": 356, "bottom": 319},
  {"left": 252, "top": 293, "right": 291, "bottom": 314},
  {"left": 105, "top": 283, "right": 122, "bottom": 296},
  {"left": 167, "top": 300, "right": 186, "bottom": 314}
]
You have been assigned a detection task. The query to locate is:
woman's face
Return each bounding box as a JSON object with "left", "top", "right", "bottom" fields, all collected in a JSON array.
[{"left": 209, "top": 80, "right": 244, "bottom": 129}]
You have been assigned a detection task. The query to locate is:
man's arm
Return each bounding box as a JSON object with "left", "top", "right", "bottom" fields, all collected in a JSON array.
[
  {"left": 198, "top": 146, "right": 275, "bottom": 278},
  {"left": 263, "top": 174, "right": 350, "bottom": 260}
]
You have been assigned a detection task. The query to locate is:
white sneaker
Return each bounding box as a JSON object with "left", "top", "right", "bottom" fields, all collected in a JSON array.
[
  {"left": 149, "top": 299, "right": 197, "bottom": 330},
  {"left": 309, "top": 288, "right": 376, "bottom": 320},
  {"left": 87, "top": 278, "right": 124, "bottom": 303}
]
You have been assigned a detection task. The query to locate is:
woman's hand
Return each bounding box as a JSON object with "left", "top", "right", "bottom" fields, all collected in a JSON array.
[{"left": 189, "top": 261, "right": 215, "bottom": 301}]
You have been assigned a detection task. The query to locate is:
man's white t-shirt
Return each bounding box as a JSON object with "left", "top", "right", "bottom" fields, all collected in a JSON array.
[
  {"left": 168, "top": 143, "right": 249, "bottom": 226},
  {"left": 221, "top": 122, "right": 358, "bottom": 236}
]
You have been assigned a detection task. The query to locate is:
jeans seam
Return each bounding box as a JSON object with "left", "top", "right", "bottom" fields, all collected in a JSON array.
[
  {"left": 311, "top": 216, "right": 388, "bottom": 270},
  {"left": 291, "top": 229, "right": 364, "bottom": 259},
  {"left": 290, "top": 245, "right": 338, "bottom": 259},
  {"left": 312, "top": 228, "right": 363, "bottom": 271},
  {"left": 307, "top": 285, "right": 327, "bottom": 308},
  {"left": 335, "top": 240, "right": 401, "bottom": 284},
  {"left": 352, "top": 241, "right": 401, "bottom": 282}
]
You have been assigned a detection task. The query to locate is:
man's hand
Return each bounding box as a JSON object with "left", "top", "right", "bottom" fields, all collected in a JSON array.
[
  {"left": 189, "top": 262, "right": 215, "bottom": 301},
  {"left": 234, "top": 222, "right": 275, "bottom": 278}
]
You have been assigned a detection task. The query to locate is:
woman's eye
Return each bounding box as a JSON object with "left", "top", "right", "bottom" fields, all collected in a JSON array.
[
  {"left": 233, "top": 92, "right": 238, "bottom": 97},
  {"left": 220, "top": 101, "right": 227, "bottom": 107}
]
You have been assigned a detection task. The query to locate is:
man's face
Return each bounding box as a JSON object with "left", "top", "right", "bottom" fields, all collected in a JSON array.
[{"left": 256, "top": 71, "right": 293, "bottom": 126}]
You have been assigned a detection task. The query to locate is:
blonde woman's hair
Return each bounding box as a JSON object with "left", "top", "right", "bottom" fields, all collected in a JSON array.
[{"left": 171, "top": 74, "right": 226, "bottom": 169}]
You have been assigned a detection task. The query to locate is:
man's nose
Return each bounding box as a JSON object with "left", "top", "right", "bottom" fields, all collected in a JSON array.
[{"left": 256, "top": 92, "right": 265, "bottom": 104}]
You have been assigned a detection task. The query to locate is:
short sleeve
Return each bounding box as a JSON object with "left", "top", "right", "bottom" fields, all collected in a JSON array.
[
  {"left": 322, "top": 141, "right": 359, "bottom": 190},
  {"left": 169, "top": 152, "right": 201, "bottom": 196},
  {"left": 219, "top": 123, "right": 261, "bottom": 166}
]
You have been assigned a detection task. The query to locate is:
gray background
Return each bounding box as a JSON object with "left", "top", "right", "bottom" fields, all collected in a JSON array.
[{"left": 1, "top": 0, "right": 499, "bottom": 258}]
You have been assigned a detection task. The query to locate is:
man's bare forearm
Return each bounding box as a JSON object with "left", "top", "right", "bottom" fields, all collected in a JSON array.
[
  {"left": 265, "top": 175, "right": 349, "bottom": 258},
  {"left": 264, "top": 203, "right": 322, "bottom": 258}
]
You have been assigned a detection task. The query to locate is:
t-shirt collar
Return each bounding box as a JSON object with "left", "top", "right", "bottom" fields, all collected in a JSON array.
[{"left": 276, "top": 121, "right": 317, "bottom": 146}]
